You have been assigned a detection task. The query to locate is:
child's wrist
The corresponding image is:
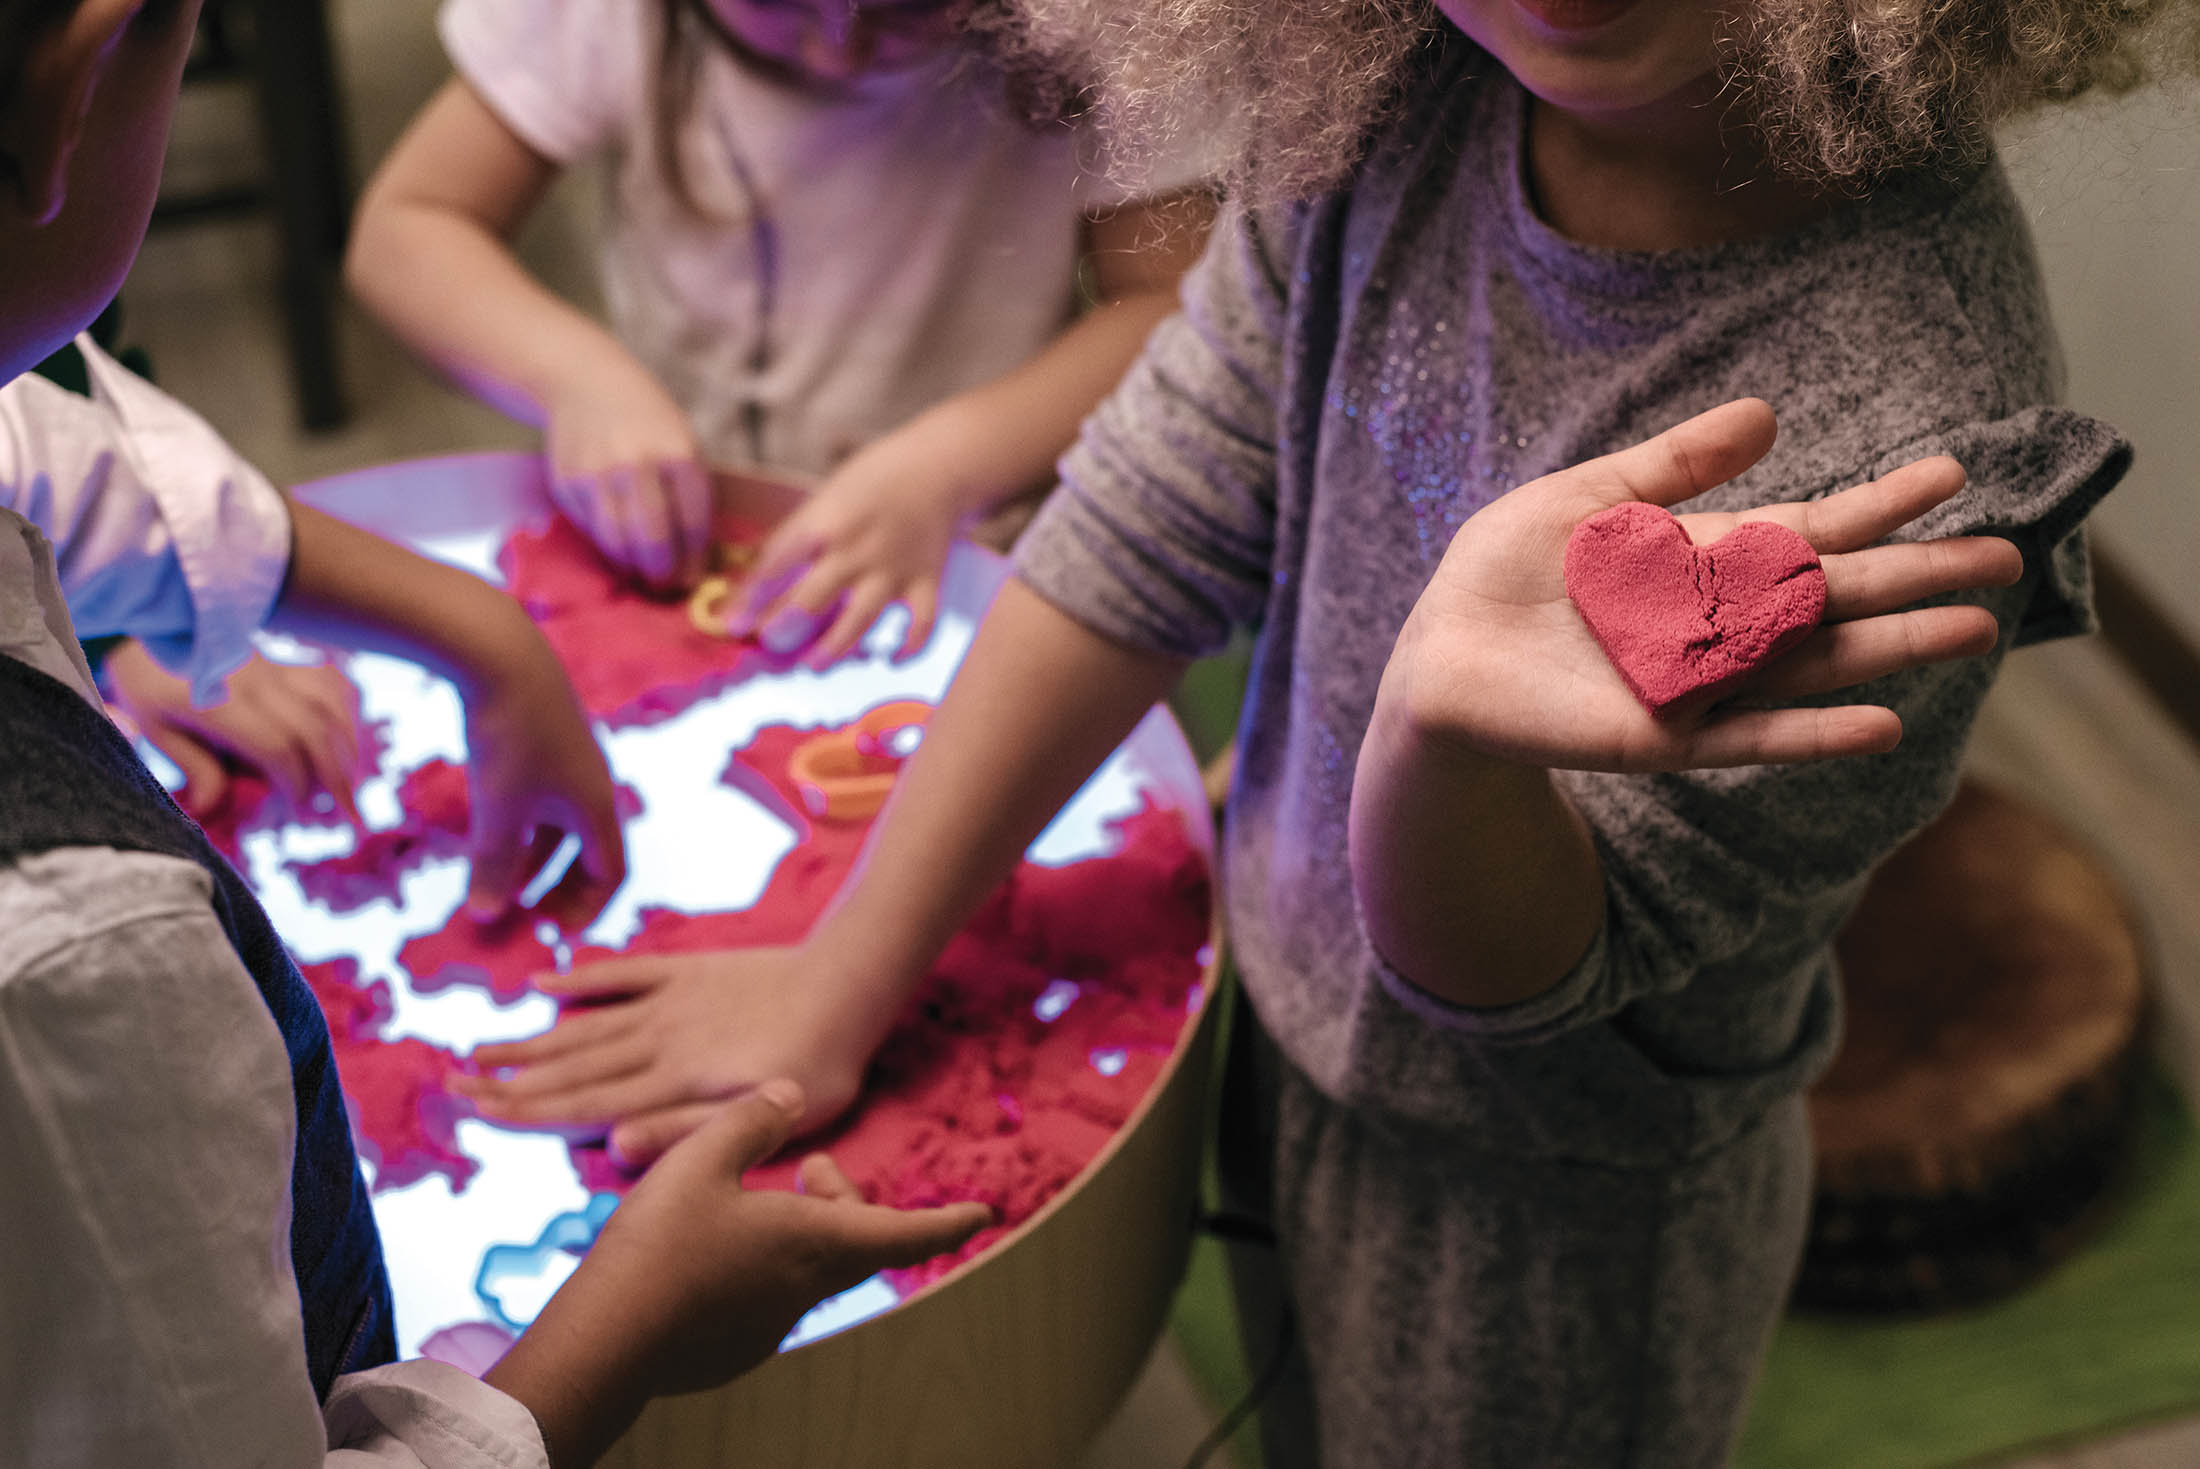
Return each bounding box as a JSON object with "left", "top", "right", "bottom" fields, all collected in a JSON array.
[
  {"left": 434, "top": 585, "right": 566, "bottom": 705},
  {"left": 489, "top": 1300, "right": 656, "bottom": 1468},
  {"left": 895, "top": 399, "right": 1019, "bottom": 517},
  {"left": 800, "top": 923, "right": 929, "bottom": 1050}
]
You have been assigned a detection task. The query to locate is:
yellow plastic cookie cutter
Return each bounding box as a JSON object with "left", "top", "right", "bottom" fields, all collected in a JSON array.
[{"left": 685, "top": 542, "right": 764, "bottom": 639}]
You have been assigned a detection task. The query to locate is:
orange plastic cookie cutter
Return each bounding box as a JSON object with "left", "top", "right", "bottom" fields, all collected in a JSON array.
[{"left": 789, "top": 700, "right": 933, "bottom": 822}]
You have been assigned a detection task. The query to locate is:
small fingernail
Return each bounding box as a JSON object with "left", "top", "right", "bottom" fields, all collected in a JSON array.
[
  {"left": 760, "top": 609, "right": 819, "bottom": 655},
  {"left": 757, "top": 1078, "right": 804, "bottom": 1113}
]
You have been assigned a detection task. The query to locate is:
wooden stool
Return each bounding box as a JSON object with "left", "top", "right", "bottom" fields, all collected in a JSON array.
[{"left": 1798, "top": 781, "right": 2151, "bottom": 1313}]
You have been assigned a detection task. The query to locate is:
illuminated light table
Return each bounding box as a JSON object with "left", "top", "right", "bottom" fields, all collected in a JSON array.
[{"left": 200, "top": 453, "right": 1219, "bottom": 1469}]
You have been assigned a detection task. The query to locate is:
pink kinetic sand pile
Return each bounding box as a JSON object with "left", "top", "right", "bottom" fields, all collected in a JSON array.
[
  {"left": 205, "top": 515, "right": 1211, "bottom": 1299},
  {"left": 568, "top": 719, "right": 1211, "bottom": 1290},
  {"left": 495, "top": 515, "right": 816, "bottom": 729}
]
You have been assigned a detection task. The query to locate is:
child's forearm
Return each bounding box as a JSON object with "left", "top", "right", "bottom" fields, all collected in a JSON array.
[
  {"left": 899, "top": 185, "right": 1212, "bottom": 519},
  {"left": 900, "top": 290, "right": 1184, "bottom": 520},
  {"left": 270, "top": 501, "right": 557, "bottom": 702},
  {"left": 484, "top": 1303, "right": 652, "bottom": 1469},
  {"left": 347, "top": 196, "right": 648, "bottom": 429},
  {"left": 804, "top": 579, "right": 1187, "bottom": 1053},
  {"left": 1349, "top": 661, "right": 1606, "bottom": 1011}
]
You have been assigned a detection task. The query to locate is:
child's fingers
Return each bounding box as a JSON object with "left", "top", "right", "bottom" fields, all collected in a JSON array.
[
  {"left": 457, "top": 1060, "right": 666, "bottom": 1128},
  {"left": 1749, "top": 455, "right": 1969, "bottom": 555},
  {"left": 285, "top": 709, "right": 362, "bottom": 827},
  {"left": 1683, "top": 704, "right": 1905, "bottom": 767},
  {"left": 796, "top": 1153, "right": 862, "bottom": 1202},
  {"left": 1820, "top": 536, "right": 2022, "bottom": 622},
  {"left": 831, "top": 1200, "right": 993, "bottom": 1275},
  {"left": 551, "top": 471, "right": 616, "bottom": 565},
  {"left": 680, "top": 1079, "right": 806, "bottom": 1178},
  {"left": 292, "top": 665, "right": 364, "bottom": 773},
  {"left": 149, "top": 723, "right": 228, "bottom": 817},
  {"left": 459, "top": 1032, "right": 655, "bottom": 1105},
  {"left": 531, "top": 847, "right": 620, "bottom": 933},
  {"left": 592, "top": 467, "right": 650, "bottom": 582},
  {"left": 806, "top": 579, "right": 891, "bottom": 669},
  {"left": 1578, "top": 398, "right": 1779, "bottom": 511},
  {"left": 608, "top": 1100, "right": 729, "bottom": 1168},
  {"left": 662, "top": 459, "right": 715, "bottom": 586},
  {"left": 622, "top": 467, "right": 679, "bottom": 588},
  {"left": 1739, "top": 605, "right": 2002, "bottom": 702},
  {"left": 252, "top": 726, "right": 318, "bottom": 814},
  {"left": 529, "top": 796, "right": 628, "bottom": 932},
  {"left": 315, "top": 691, "right": 365, "bottom": 787},
  {"left": 758, "top": 560, "right": 852, "bottom": 656},
  {"left": 469, "top": 1004, "right": 637, "bottom": 1071},
  {"left": 896, "top": 582, "right": 939, "bottom": 663},
  {"left": 531, "top": 954, "right": 677, "bottom": 999},
  {"left": 732, "top": 522, "right": 825, "bottom": 638},
  {"left": 466, "top": 820, "right": 564, "bottom": 919}
]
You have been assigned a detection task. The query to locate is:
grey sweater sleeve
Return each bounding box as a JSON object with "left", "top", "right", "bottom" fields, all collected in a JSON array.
[
  {"left": 1014, "top": 117, "right": 2132, "bottom": 1131},
  {"left": 1014, "top": 202, "right": 1292, "bottom": 657}
]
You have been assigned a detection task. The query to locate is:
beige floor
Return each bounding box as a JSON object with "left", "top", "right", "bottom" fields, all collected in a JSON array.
[{"left": 121, "top": 5, "right": 2200, "bottom": 1466}]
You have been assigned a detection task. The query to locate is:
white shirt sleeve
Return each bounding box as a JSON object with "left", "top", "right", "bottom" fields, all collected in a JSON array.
[
  {"left": 439, "top": 0, "right": 643, "bottom": 165},
  {"left": 0, "top": 847, "right": 549, "bottom": 1469},
  {"left": 0, "top": 337, "right": 292, "bottom": 703}
]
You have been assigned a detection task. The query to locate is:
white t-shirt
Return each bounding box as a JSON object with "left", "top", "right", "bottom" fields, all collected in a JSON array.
[{"left": 442, "top": 0, "right": 1196, "bottom": 476}]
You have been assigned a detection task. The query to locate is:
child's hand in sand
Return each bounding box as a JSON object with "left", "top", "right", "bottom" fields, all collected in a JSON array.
[
  {"left": 728, "top": 429, "right": 972, "bottom": 667},
  {"left": 543, "top": 362, "right": 714, "bottom": 591},
  {"left": 487, "top": 1081, "right": 988, "bottom": 1464},
  {"left": 456, "top": 945, "right": 874, "bottom": 1160},
  {"left": 1381, "top": 398, "right": 2026, "bottom": 773},
  {"left": 102, "top": 642, "right": 365, "bottom": 825},
  {"left": 459, "top": 638, "right": 628, "bottom": 929}
]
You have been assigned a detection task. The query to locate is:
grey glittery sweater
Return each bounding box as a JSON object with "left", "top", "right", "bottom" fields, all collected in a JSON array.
[{"left": 1015, "top": 51, "right": 2131, "bottom": 1169}]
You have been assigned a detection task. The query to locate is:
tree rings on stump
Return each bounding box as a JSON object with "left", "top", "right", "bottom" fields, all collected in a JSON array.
[{"left": 1798, "top": 781, "right": 2150, "bottom": 1313}]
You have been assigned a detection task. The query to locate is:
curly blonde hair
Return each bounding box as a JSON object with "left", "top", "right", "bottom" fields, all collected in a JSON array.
[
  {"left": 1735, "top": 0, "right": 2200, "bottom": 186},
  {"left": 991, "top": 0, "right": 2200, "bottom": 200}
]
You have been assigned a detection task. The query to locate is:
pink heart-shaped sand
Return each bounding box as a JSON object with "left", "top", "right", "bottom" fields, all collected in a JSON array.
[{"left": 1563, "top": 501, "right": 1826, "bottom": 715}]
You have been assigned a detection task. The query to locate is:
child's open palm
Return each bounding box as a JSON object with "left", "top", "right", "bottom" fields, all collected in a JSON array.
[{"left": 1390, "top": 398, "right": 2027, "bottom": 773}]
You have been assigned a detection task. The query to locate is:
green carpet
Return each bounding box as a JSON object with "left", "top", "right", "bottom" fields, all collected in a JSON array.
[
  {"left": 1170, "top": 1066, "right": 2200, "bottom": 1469},
  {"left": 1738, "top": 1066, "right": 2200, "bottom": 1468}
]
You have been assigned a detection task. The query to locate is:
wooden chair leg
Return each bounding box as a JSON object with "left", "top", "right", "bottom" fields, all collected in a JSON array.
[{"left": 246, "top": 0, "right": 352, "bottom": 431}]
